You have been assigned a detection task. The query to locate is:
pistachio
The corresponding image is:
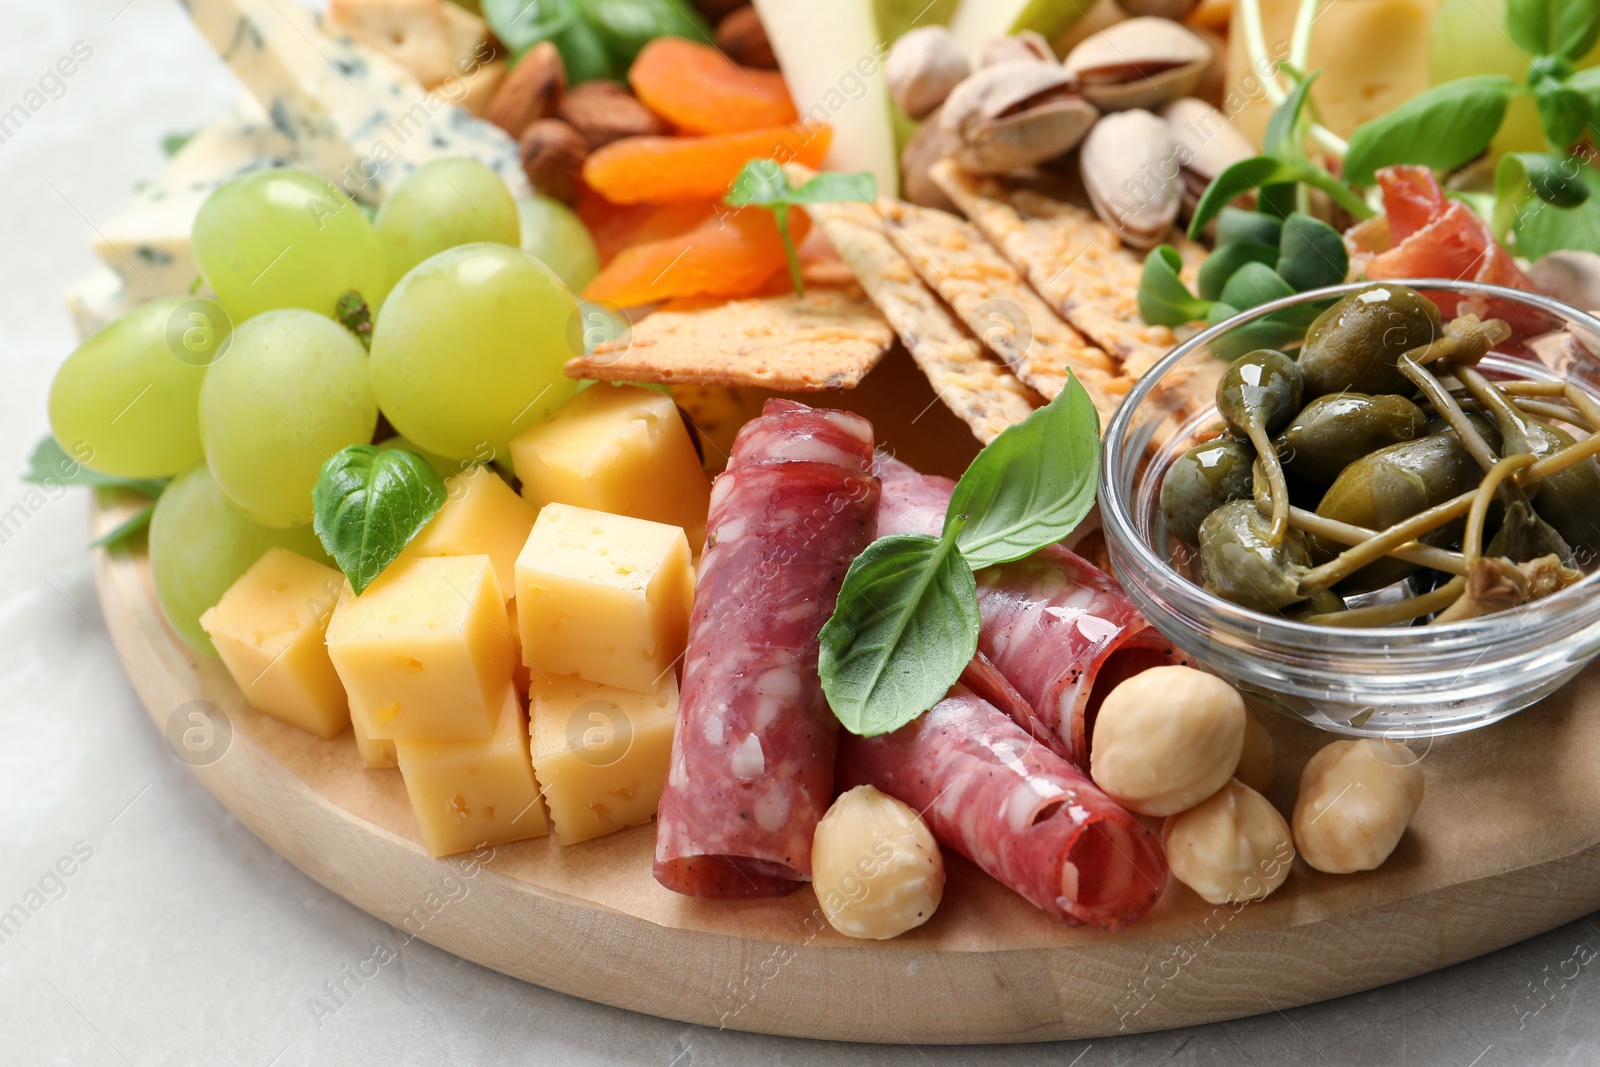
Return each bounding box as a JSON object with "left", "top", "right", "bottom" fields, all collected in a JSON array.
[
  {"left": 1062, "top": 17, "right": 1210, "bottom": 111},
  {"left": 1080, "top": 108, "right": 1181, "bottom": 248},
  {"left": 485, "top": 41, "right": 565, "bottom": 139},
  {"left": 900, "top": 107, "right": 961, "bottom": 212},
  {"left": 980, "top": 31, "right": 1054, "bottom": 67},
  {"left": 939, "top": 61, "right": 1098, "bottom": 174},
  {"left": 1161, "top": 97, "right": 1255, "bottom": 206},
  {"left": 1118, "top": 0, "right": 1200, "bottom": 16},
  {"left": 886, "top": 26, "right": 971, "bottom": 121}
]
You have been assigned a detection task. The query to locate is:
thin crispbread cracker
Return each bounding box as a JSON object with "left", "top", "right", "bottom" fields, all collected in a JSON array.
[
  {"left": 879, "top": 200, "right": 1129, "bottom": 427},
  {"left": 803, "top": 198, "right": 1042, "bottom": 444},
  {"left": 932, "top": 162, "right": 1204, "bottom": 380},
  {"left": 565, "top": 286, "right": 894, "bottom": 391}
]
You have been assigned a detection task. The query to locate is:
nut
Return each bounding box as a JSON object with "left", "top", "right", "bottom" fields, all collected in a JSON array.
[
  {"left": 900, "top": 107, "right": 961, "bottom": 213},
  {"left": 812, "top": 785, "right": 945, "bottom": 940},
  {"left": 1162, "top": 96, "right": 1256, "bottom": 205},
  {"left": 939, "top": 61, "right": 1098, "bottom": 174},
  {"left": 1089, "top": 665, "right": 1246, "bottom": 816},
  {"left": 1080, "top": 108, "right": 1181, "bottom": 248},
  {"left": 1162, "top": 779, "right": 1294, "bottom": 904},
  {"left": 716, "top": 6, "right": 777, "bottom": 69},
  {"left": 886, "top": 26, "right": 971, "bottom": 121},
  {"left": 518, "top": 119, "right": 588, "bottom": 204},
  {"left": 1118, "top": 0, "right": 1201, "bottom": 17},
  {"left": 1062, "top": 16, "right": 1210, "bottom": 111},
  {"left": 692, "top": 0, "right": 745, "bottom": 19},
  {"left": 980, "top": 31, "right": 1054, "bottom": 67},
  {"left": 485, "top": 41, "right": 566, "bottom": 138},
  {"left": 1293, "top": 739, "right": 1424, "bottom": 874},
  {"left": 1235, "top": 710, "right": 1275, "bottom": 793},
  {"left": 558, "top": 80, "right": 670, "bottom": 150}
]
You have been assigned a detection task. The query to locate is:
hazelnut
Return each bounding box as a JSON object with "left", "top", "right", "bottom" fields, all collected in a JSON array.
[
  {"left": 1162, "top": 779, "right": 1294, "bottom": 904},
  {"left": 558, "top": 80, "right": 670, "bottom": 149},
  {"left": 485, "top": 41, "right": 565, "bottom": 138},
  {"left": 1089, "top": 665, "right": 1246, "bottom": 816},
  {"left": 716, "top": 6, "right": 777, "bottom": 69},
  {"left": 812, "top": 785, "right": 944, "bottom": 940},
  {"left": 1293, "top": 739, "right": 1424, "bottom": 874},
  {"left": 885, "top": 26, "right": 971, "bottom": 121},
  {"left": 518, "top": 119, "right": 588, "bottom": 204}
]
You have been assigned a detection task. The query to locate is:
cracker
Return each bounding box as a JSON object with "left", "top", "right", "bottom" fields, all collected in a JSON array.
[
  {"left": 932, "top": 162, "right": 1204, "bottom": 380},
  {"left": 565, "top": 286, "right": 894, "bottom": 391},
  {"left": 879, "top": 200, "right": 1129, "bottom": 427},
  {"left": 803, "top": 198, "right": 1042, "bottom": 444}
]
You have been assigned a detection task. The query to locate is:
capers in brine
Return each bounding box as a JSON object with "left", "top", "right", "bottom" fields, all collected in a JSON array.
[
  {"left": 1504, "top": 418, "right": 1600, "bottom": 550},
  {"left": 1198, "top": 499, "right": 1313, "bottom": 613},
  {"left": 1298, "top": 285, "right": 1442, "bottom": 397},
  {"left": 1277, "top": 392, "right": 1429, "bottom": 485},
  {"left": 1217, "top": 349, "right": 1302, "bottom": 544},
  {"left": 1162, "top": 437, "right": 1256, "bottom": 544}
]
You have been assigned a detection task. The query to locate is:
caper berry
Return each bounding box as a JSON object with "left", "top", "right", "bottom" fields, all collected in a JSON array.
[
  {"left": 1298, "top": 285, "right": 1442, "bottom": 397},
  {"left": 1277, "top": 393, "right": 1428, "bottom": 484},
  {"left": 1198, "top": 499, "right": 1313, "bottom": 613},
  {"left": 1161, "top": 437, "right": 1256, "bottom": 544}
]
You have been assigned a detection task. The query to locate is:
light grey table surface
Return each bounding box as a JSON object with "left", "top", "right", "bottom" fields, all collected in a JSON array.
[{"left": 3, "top": 3, "right": 1600, "bottom": 1065}]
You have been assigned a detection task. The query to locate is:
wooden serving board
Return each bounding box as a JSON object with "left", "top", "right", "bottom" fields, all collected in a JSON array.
[{"left": 92, "top": 351, "right": 1600, "bottom": 1043}]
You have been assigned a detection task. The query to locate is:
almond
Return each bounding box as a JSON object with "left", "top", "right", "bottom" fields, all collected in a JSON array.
[
  {"left": 558, "top": 81, "right": 671, "bottom": 149},
  {"left": 716, "top": 6, "right": 777, "bottom": 69},
  {"left": 518, "top": 119, "right": 589, "bottom": 204},
  {"left": 486, "top": 41, "right": 565, "bottom": 138}
]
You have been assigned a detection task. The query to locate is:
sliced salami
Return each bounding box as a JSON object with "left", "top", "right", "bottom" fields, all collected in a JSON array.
[
  {"left": 874, "top": 453, "right": 1185, "bottom": 767},
  {"left": 837, "top": 685, "right": 1168, "bottom": 930},
  {"left": 654, "top": 400, "right": 880, "bottom": 898}
]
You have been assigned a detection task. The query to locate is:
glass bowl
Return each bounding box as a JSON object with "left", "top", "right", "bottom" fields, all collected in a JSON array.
[{"left": 1100, "top": 280, "right": 1600, "bottom": 737}]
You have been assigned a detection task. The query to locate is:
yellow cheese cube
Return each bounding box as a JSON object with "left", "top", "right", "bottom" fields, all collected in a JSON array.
[
  {"left": 509, "top": 383, "right": 712, "bottom": 549},
  {"left": 325, "top": 555, "right": 516, "bottom": 741},
  {"left": 529, "top": 674, "right": 679, "bottom": 844},
  {"left": 351, "top": 711, "right": 398, "bottom": 769},
  {"left": 395, "top": 685, "right": 549, "bottom": 856},
  {"left": 515, "top": 503, "right": 694, "bottom": 693},
  {"left": 200, "top": 548, "right": 349, "bottom": 739},
  {"left": 404, "top": 465, "right": 536, "bottom": 599}
]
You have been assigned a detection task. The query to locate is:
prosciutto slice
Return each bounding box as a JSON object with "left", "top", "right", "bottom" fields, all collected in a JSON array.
[
  {"left": 837, "top": 686, "right": 1168, "bottom": 930},
  {"left": 875, "top": 453, "right": 1183, "bottom": 767},
  {"left": 653, "top": 400, "right": 880, "bottom": 898}
]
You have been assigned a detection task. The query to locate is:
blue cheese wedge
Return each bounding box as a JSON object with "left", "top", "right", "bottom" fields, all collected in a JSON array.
[
  {"left": 65, "top": 268, "right": 135, "bottom": 341},
  {"left": 180, "top": 0, "right": 530, "bottom": 203}
]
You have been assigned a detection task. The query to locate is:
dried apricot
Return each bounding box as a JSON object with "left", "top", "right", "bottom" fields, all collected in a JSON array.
[
  {"left": 583, "top": 206, "right": 811, "bottom": 307},
  {"left": 629, "top": 37, "right": 797, "bottom": 134},
  {"left": 577, "top": 190, "right": 719, "bottom": 265},
  {"left": 583, "top": 125, "right": 833, "bottom": 204}
]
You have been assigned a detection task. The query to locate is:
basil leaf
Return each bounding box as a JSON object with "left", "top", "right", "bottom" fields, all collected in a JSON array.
[
  {"left": 819, "top": 525, "right": 979, "bottom": 738},
  {"left": 1507, "top": 0, "right": 1600, "bottom": 62},
  {"left": 786, "top": 171, "right": 877, "bottom": 204},
  {"left": 1218, "top": 261, "right": 1295, "bottom": 311},
  {"left": 945, "top": 377, "right": 1101, "bottom": 570},
  {"left": 1275, "top": 212, "right": 1349, "bottom": 291},
  {"left": 312, "top": 445, "right": 448, "bottom": 595},
  {"left": 1343, "top": 76, "right": 1518, "bottom": 185},
  {"left": 1533, "top": 80, "right": 1589, "bottom": 149},
  {"left": 554, "top": 8, "right": 623, "bottom": 81},
  {"left": 1189, "top": 157, "right": 1370, "bottom": 237},
  {"left": 1495, "top": 151, "right": 1591, "bottom": 238},
  {"left": 1197, "top": 241, "right": 1278, "bottom": 301},
  {"left": 1509, "top": 158, "right": 1600, "bottom": 256},
  {"left": 1216, "top": 207, "right": 1283, "bottom": 247},
  {"left": 726, "top": 159, "right": 791, "bottom": 205},
  {"left": 482, "top": 0, "right": 581, "bottom": 57},
  {"left": 579, "top": 0, "right": 710, "bottom": 66},
  {"left": 22, "top": 436, "right": 167, "bottom": 498},
  {"left": 1263, "top": 71, "right": 1319, "bottom": 162},
  {"left": 92, "top": 502, "right": 155, "bottom": 549},
  {"left": 1138, "top": 244, "right": 1211, "bottom": 326}
]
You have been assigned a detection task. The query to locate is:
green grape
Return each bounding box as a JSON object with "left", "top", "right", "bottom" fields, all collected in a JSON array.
[
  {"left": 370, "top": 243, "right": 581, "bottom": 459},
  {"left": 376, "top": 159, "right": 521, "bottom": 287},
  {"left": 375, "top": 434, "right": 473, "bottom": 480},
  {"left": 150, "top": 463, "right": 330, "bottom": 655},
  {"left": 199, "top": 309, "right": 378, "bottom": 527},
  {"left": 518, "top": 195, "right": 599, "bottom": 292},
  {"left": 48, "top": 296, "right": 225, "bottom": 478},
  {"left": 193, "top": 168, "right": 388, "bottom": 322}
]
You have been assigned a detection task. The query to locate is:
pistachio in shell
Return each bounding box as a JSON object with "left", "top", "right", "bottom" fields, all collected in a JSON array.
[
  {"left": 939, "top": 61, "right": 1098, "bottom": 174},
  {"left": 886, "top": 26, "right": 970, "bottom": 121},
  {"left": 1062, "top": 17, "right": 1210, "bottom": 112},
  {"left": 1161, "top": 97, "right": 1256, "bottom": 206},
  {"left": 1080, "top": 108, "right": 1180, "bottom": 248}
]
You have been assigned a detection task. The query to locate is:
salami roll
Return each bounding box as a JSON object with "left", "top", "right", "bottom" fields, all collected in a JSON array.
[
  {"left": 837, "top": 686, "right": 1168, "bottom": 930},
  {"left": 875, "top": 453, "right": 1185, "bottom": 768},
  {"left": 653, "top": 400, "right": 880, "bottom": 898}
]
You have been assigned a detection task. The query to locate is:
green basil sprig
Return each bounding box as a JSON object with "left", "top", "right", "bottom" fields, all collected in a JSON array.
[
  {"left": 481, "top": 0, "right": 709, "bottom": 80},
  {"left": 23, "top": 436, "right": 169, "bottom": 549},
  {"left": 1343, "top": 76, "right": 1520, "bottom": 185},
  {"left": 819, "top": 378, "right": 1101, "bottom": 737},
  {"left": 725, "top": 161, "right": 877, "bottom": 295},
  {"left": 311, "top": 445, "right": 447, "bottom": 595}
]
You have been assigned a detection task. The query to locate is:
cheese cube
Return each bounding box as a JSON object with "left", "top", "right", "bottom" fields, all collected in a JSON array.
[
  {"left": 396, "top": 685, "right": 549, "bottom": 856},
  {"left": 351, "top": 711, "right": 399, "bottom": 769},
  {"left": 529, "top": 674, "right": 679, "bottom": 844},
  {"left": 508, "top": 597, "right": 530, "bottom": 694},
  {"left": 515, "top": 504, "right": 694, "bottom": 693},
  {"left": 509, "top": 384, "right": 712, "bottom": 550},
  {"left": 325, "top": 555, "right": 516, "bottom": 741},
  {"left": 404, "top": 465, "right": 536, "bottom": 598},
  {"left": 200, "top": 548, "right": 349, "bottom": 739}
]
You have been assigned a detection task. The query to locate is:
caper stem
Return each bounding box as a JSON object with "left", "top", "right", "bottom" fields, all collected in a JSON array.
[
  {"left": 1400, "top": 314, "right": 1509, "bottom": 368},
  {"left": 1463, "top": 455, "right": 1535, "bottom": 568},
  {"left": 1399, "top": 356, "right": 1500, "bottom": 471},
  {"left": 1287, "top": 507, "right": 1468, "bottom": 575},
  {"left": 1512, "top": 399, "right": 1593, "bottom": 432},
  {"left": 1559, "top": 382, "right": 1600, "bottom": 432},
  {"left": 1244, "top": 424, "right": 1290, "bottom": 545},
  {"left": 1300, "top": 577, "right": 1467, "bottom": 628}
]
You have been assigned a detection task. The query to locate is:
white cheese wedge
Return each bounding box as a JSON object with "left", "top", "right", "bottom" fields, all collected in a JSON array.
[
  {"left": 180, "top": 0, "right": 530, "bottom": 204},
  {"left": 64, "top": 268, "right": 134, "bottom": 341}
]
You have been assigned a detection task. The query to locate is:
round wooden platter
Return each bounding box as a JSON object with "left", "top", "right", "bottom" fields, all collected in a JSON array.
[{"left": 90, "top": 362, "right": 1600, "bottom": 1044}]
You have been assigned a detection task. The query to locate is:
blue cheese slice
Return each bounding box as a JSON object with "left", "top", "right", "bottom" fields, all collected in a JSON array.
[
  {"left": 181, "top": 0, "right": 530, "bottom": 204},
  {"left": 65, "top": 268, "right": 135, "bottom": 340}
]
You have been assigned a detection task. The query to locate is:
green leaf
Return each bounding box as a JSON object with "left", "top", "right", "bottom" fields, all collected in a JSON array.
[
  {"left": 22, "top": 436, "right": 166, "bottom": 498},
  {"left": 1189, "top": 157, "right": 1370, "bottom": 238},
  {"left": 161, "top": 131, "right": 196, "bottom": 158},
  {"left": 1138, "top": 245, "right": 1211, "bottom": 326},
  {"left": 1533, "top": 80, "right": 1589, "bottom": 148},
  {"left": 482, "top": 0, "right": 581, "bottom": 56},
  {"left": 91, "top": 502, "right": 155, "bottom": 549},
  {"left": 946, "top": 378, "right": 1101, "bottom": 570},
  {"left": 311, "top": 445, "right": 448, "bottom": 595},
  {"left": 726, "top": 162, "right": 875, "bottom": 295},
  {"left": 1216, "top": 207, "right": 1283, "bottom": 248},
  {"left": 1197, "top": 241, "right": 1278, "bottom": 301},
  {"left": 554, "top": 7, "right": 623, "bottom": 81},
  {"left": 1263, "top": 71, "right": 1319, "bottom": 162},
  {"left": 1275, "top": 212, "right": 1349, "bottom": 291},
  {"left": 786, "top": 171, "right": 878, "bottom": 204},
  {"left": 1507, "top": 0, "right": 1600, "bottom": 62},
  {"left": 818, "top": 524, "right": 980, "bottom": 737},
  {"left": 1205, "top": 301, "right": 1327, "bottom": 361},
  {"left": 726, "top": 159, "right": 793, "bottom": 206},
  {"left": 579, "top": 0, "right": 711, "bottom": 66},
  {"left": 1218, "top": 261, "right": 1295, "bottom": 311},
  {"left": 1342, "top": 76, "right": 1518, "bottom": 185},
  {"left": 1508, "top": 156, "right": 1600, "bottom": 256}
]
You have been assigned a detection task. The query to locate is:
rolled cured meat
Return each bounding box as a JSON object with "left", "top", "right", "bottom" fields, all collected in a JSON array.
[
  {"left": 654, "top": 400, "right": 880, "bottom": 898},
  {"left": 875, "top": 453, "right": 1184, "bottom": 767},
  {"left": 837, "top": 686, "right": 1168, "bottom": 930}
]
